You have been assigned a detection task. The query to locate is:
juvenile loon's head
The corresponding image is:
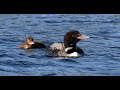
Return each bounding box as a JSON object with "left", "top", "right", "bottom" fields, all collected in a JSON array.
[{"left": 25, "top": 36, "right": 35, "bottom": 45}]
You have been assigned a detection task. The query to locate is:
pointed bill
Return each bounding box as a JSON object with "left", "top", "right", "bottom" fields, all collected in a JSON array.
[{"left": 77, "top": 35, "right": 90, "bottom": 40}]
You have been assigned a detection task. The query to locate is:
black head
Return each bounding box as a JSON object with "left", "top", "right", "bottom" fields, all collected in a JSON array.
[{"left": 64, "top": 30, "right": 82, "bottom": 48}]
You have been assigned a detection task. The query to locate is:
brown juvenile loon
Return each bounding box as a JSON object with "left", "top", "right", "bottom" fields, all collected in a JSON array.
[{"left": 19, "top": 36, "right": 46, "bottom": 49}]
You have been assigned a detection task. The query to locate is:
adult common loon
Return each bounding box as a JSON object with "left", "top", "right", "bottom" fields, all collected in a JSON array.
[{"left": 46, "top": 30, "right": 89, "bottom": 57}]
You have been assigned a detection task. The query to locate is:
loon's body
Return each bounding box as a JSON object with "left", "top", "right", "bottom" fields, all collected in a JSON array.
[{"left": 46, "top": 30, "right": 89, "bottom": 57}]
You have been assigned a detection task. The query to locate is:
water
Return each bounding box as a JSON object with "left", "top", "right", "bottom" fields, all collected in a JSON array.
[{"left": 0, "top": 14, "right": 120, "bottom": 76}]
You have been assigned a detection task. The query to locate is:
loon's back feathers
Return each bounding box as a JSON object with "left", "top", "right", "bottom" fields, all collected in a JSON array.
[
  {"left": 46, "top": 43, "right": 84, "bottom": 57},
  {"left": 46, "top": 43, "right": 66, "bottom": 57},
  {"left": 49, "top": 43, "right": 65, "bottom": 50}
]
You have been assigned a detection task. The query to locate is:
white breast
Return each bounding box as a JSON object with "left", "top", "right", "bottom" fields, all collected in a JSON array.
[{"left": 68, "top": 52, "right": 80, "bottom": 57}]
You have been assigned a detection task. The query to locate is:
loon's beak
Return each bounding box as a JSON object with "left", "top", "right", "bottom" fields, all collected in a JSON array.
[{"left": 77, "top": 35, "right": 90, "bottom": 40}]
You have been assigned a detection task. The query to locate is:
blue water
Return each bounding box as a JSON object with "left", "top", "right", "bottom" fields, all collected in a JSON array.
[{"left": 0, "top": 14, "right": 120, "bottom": 76}]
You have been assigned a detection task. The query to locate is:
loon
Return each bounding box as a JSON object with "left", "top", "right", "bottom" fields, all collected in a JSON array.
[
  {"left": 19, "top": 36, "right": 46, "bottom": 49},
  {"left": 46, "top": 30, "right": 89, "bottom": 57}
]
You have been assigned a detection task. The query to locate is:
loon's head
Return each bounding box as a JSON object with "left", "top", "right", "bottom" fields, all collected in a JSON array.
[
  {"left": 25, "top": 36, "right": 35, "bottom": 45},
  {"left": 64, "top": 30, "right": 89, "bottom": 48}
]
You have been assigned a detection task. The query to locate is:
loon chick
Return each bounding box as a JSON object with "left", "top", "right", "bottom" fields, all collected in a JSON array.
[
  {"left": 19, "top": 36, "right": 46, "bottom": 49},
  {"left": 46, "top": 30, "right": 89, "bottom": 57}
]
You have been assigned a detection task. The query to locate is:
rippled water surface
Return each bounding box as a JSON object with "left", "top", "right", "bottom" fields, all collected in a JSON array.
[{"left": 0, "top": 14, "right": 120, "bottom": 76}]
